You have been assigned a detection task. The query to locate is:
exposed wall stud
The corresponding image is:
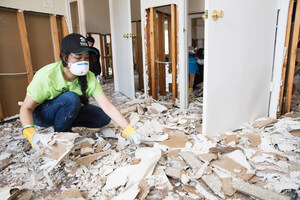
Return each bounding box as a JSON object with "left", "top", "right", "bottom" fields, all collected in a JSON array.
[
  {"left": 171, "top": 4, "right": 177, "bottom": 103},
  {"left": 284, "top": 0, "right": 300, "bottom": 113},
  {"left": 99, "top": 34, "right": 106, "bottom": 77},
  {"left": 17, "top": 10, "right": 34, "bottom": 83},
  {"left": 158, "top": 12, "right": 166, "bottom": 96},
  {"left": 278, "top": 0, "right": 294, "bottom": 116},
  {"left": 108, "top": 34, "right": 114, "bottom": 76},
  {"left": 135, "top": 21, "right": 144, "bottom": 90},
  {"left": 104, "top": 35, "right": 109, "bottom": 77},
  {"left": 50, "top": 14, "right": 60, "bottom": 62},
  {"left": 61, "top": 16, "right": 69, "bottom": 37},
  {"left": 150, "top": 7, "right": 158, "bottom": 99},
  {"left": 0, "top": 101, "right": 4, "bottom": 121}
]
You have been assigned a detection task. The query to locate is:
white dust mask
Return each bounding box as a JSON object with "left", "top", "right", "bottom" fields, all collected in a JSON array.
[
  {"left": 197, "top": 59, "right": 204, "bottom": 65},
  {"left": 69, "top": 61, "right": 89, "bottom": 76}
]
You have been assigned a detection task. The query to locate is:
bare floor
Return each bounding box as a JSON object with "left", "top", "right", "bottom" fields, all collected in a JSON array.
[{"left": 0, "top": 78, "right": 299, "bottom": 199}]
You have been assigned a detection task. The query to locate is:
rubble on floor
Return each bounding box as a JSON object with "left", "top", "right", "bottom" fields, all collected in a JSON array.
[{"left": 0, "top": 84, "right": 300, "bottom": 199}]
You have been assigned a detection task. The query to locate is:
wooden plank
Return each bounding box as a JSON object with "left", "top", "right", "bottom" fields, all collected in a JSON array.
[
  {"left": 146, "top": 9, "right": 152, "bottom": 96},
  {"left": 167, "top": 14, "right": 172, "bottom": 75},
  {"left": 50, "top": 14, "right": 60, "bottom": 62},
  {"left": 284, "top": 0, "right": 300, "bottom": 113},
  {"left": 108, "top": 34, "right": 113, "bottom": 76},
  {"left": 150, "top": 7, "right": 158, "bottom": 99},
  {"left": 0, "top": 101, "right": 4, "bottom": 121},
  {"left": 158, "top": 12, "right": 166, "bottom": 96},
  {"left": 176, "top": 7, "right": 179, "bottom": 98},
  {"left": 135, "top": 21, "right": 144, "bottom": 90},
  {"left": 17, "top": 10, "right": 34, "bottom": 83},
  {"left": 104, "top": 35, "right": 109, "bottom": 77},
  {"left": 99, "top": 34, "right": 106, "bottom": 77},
  {"left": 171, "top": 4, "right": 177, "bottom": 103},
  {"left": 60, "top": 16, "right": 69, "bottom": 38},
  {"left": 278, "top": 0, "right": 294, "bottom": 116}
]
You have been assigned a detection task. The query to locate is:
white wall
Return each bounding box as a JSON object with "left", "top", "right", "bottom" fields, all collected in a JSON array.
[
  {"left": 84, "top": 0, "right": 110, "bottom": 34},
  {"left": 0, "top": 0, "right": 67, "bottom": 15}
]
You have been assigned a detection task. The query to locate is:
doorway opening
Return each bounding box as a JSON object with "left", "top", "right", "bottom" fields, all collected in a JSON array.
[{"left": 144, "top": 4, "right": 179, "bottom": 104}]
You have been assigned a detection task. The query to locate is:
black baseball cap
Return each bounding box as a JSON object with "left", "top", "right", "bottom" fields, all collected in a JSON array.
[{"left": 61, "top": 33, "right": 97, "bottom": 55}]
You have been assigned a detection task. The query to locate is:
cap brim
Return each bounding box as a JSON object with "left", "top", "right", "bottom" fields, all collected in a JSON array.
[{"left": 71, "top": 47, "right": 98, "bottom": 55}]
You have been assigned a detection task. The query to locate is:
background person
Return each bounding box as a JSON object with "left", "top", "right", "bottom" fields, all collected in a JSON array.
[{"left": 86, "top": 36, "right": 102, "bottom": 81}]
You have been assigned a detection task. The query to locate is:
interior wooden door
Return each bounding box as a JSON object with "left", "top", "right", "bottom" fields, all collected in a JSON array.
[
  {"left": 203, "top": 0, "right": 278, "bottom": 137},
  {"left": 109, "top": 0, "right": 135, "bottom": 99}
]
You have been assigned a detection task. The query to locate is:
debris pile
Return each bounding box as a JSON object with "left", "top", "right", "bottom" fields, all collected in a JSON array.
[{"left": 0, "top": 82, "right": 300, "bottom": 199}]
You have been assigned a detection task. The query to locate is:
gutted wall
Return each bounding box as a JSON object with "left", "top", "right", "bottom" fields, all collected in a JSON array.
[
  {"left": 0, "top": 0, "right": 67, "bottom": 15},
  {"left": 84, "top": 0, "right": 111, "bottom": 34}
]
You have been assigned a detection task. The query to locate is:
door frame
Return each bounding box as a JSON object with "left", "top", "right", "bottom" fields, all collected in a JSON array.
[
  {"left": 269, "top": 0, "right": 291, "bottom": 118},
  {"left": 140, "top": 0, "right": 188, "bottom": 109}
]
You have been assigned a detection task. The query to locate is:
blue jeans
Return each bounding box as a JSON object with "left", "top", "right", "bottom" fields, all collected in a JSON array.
[{"left": 33, "top": 92, "right": 111, "bottom": 132}]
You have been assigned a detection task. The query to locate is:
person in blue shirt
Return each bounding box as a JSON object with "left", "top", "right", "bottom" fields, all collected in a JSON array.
[{"left": 188, "top": 47, "right": 198, "bottom": 93}]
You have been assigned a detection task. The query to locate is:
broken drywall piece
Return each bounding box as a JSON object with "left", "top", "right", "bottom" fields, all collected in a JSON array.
[
  {"left": 150, "top": 133, "right": 168, "bottom": 142},
  {"left": 129, "top": 113, "right": 140, "bottom": 126},
  {"left": 198, "top": 153, "right": 218, "bottom": 162},
  {"left": 151, "top": 119, "right": 163, "bottom": 133},
  {"left": 211, "top": 155, "right": 253, "bottom": 181},
  {"left": 56, "top": 188, "right": 85, "bottom": 200},
  {"left": 159, "top": 130, "right": 188, "bottom": 148},
  {"left": 80, "top": 140, "right": 94, "bottom": 156},
  {"left": 137, "top": 179, "right": 150, "bottom": 200},
  {"left": 209, "top": 146, "right": 242, "bottom": 154},
  {"left": 113, "top": 183, "right": 140, "bottom": 200},
  {"left": 202, "top": 174, "right": 225, "bottom": 199},
  {"left": 100, "top": 128, "right": 116, "bottom": 138},
  {"left": 104, "top": 148, "right": 161, "bottom": 195},
  {"left": 252, "top": 117, "right": 278, "bottom": 128},
  {"left": 225, "top": 150, "right": 255, "bottom": 174},
  {"left": 232, "top": 178, "right": 290, "bottom": 200},
  {"left": 165, "top": 167, "right": 182, "bottom": 179},
  {"left": 179, "top": 151, "right": 203, "bottom": 170},
  {"left": 220, "top": 177, "right": 236, "bottom": 196},
  {"left": 151, "top": 103, "right": 167, "bottom": 113},
  {"left": 195, "top": 182, "right": 218, "bottom": 200},
  {"left": 224, "top": 134, "right": 239, "bottom": 145},
  {"left": 39, "top": 132, "right": 81, "bottom": 173},
  {"left": 0, "top": 187, "right": 10, "bottom": 200},
  {"left": 137, "top": 104, "right": 144, "bottom": 115},
  {"left": 244, "top": 133, "right": 261, "bottom": 147},
  {"left": 75, "top": 150, "right": 112, "bottom": 167}
]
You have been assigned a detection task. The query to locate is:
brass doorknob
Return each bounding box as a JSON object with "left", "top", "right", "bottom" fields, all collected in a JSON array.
[
  {"left": 123, "top": 33, "right": 129, "bottom": 38},
  {"left": 130, "top": 33, "right": 136, "bottom": 38},
  {"left": 202, "top": 10, "right": 208, "bottom": 21},
  {"left": 212, "top": 10, "right": 224, "bottom": 21}
]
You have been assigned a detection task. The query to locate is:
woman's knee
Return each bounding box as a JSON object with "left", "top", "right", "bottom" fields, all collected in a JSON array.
[{"left": 60, "top": 92, "right": 81, "bottom": 109}]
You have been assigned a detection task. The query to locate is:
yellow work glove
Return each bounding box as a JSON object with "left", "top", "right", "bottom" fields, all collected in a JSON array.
[
  {"left": 22, "top": 125, "right": 43, "bottom": 149},
  {"left": 121, "top": 125, "right": 154, "bottom": 145}
]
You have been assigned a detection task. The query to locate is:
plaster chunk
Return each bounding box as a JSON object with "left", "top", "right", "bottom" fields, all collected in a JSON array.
[
  {"left": 202, "top": 174, "right": 225, "bottom": 199},
  {"left": 151, "top": 103, "right": 167, "bottom": 113}
]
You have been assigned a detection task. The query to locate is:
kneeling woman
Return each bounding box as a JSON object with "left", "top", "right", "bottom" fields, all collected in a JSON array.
[{"left": 20, "top": 33, "right": 145, "bottom": 148}]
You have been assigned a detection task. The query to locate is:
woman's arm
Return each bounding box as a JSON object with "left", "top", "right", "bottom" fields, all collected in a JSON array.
[
  {"left": 20, "top": 96, "right": 39, "bottom": 127},
  {"left": 95, "top": 94, "right": 129, "bottom": 130}
]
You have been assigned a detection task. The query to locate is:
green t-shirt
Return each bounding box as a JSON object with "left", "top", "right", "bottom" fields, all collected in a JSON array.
[{"left": 27, "top": 61, "right": 103, "bottom": 104}]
